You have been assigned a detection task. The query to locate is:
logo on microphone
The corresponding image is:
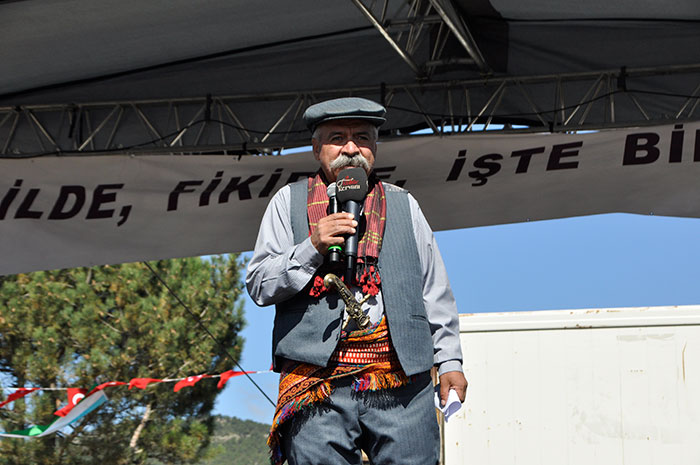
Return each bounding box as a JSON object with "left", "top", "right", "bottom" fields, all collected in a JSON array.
[{"left": 337, "top": 176, "right": 361, "bottom": 192}]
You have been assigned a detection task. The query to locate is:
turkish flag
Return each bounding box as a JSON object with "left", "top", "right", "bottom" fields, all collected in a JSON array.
[
  {"left": 0, "top": 388, "right": 39, "bottom": 408},
  {"left": 128, "top": 378, "right": 163, "bottom": 390},
  {"left": 217, "top": 370, "right": 255, "bottom": 389},
  {"left": 54, "top": 388, "right": 88, "bottom": 417},
  {"left": 87, "top": 381, "right": 126, "bottom": 397},
  {"left": 173, "top": 374, "right": 207, "bottom": 392}
]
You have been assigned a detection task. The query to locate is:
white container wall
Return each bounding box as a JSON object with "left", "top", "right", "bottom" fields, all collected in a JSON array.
[{"left": 444, "top": 306, "right": 700, "bottom": 465}]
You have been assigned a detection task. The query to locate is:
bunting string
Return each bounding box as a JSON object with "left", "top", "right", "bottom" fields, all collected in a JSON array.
[
  {"left": 0, "top": 368, "right": 270, "bottom": 409},
  {"left": 0, "top": 367, "right": 271, "bottom": 438}
]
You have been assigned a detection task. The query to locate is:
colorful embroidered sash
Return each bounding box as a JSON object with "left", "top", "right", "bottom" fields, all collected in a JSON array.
[{"left": 268, "top": 317, "right": 409, "bottom": 465}]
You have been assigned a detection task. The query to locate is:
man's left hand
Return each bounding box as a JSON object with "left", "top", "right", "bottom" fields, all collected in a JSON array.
[{"left": 438, "top": 371, "right": 468, "bottom": 406}]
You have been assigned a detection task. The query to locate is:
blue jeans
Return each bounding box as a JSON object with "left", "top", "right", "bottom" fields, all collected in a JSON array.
[{"left": 280, "top": 372, "right": 439, "bottom": 465}]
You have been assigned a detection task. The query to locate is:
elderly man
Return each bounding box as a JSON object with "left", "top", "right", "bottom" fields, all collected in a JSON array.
[{"left": 247, "top": 97, "right": 466, "bottom": 465}]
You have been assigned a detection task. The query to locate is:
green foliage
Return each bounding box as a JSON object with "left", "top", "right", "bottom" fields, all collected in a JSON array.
[
  {"left": 196, "top": 415, "right": 271, "bottom": 465},
  {"left": 0, "top": 256, "right": 246, "bottom": 465},
  {"left": 147, "top": 415, "right": 272, "bottom": 465}
]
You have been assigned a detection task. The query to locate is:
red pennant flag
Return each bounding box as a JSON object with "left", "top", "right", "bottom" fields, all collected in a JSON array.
[
  {"left": 0, "top": 388, "right": 39, "bottom": 408},
  {"left": 54, "top": 388, "right": 88, "bottom": 417},
  {"left": 87, "top": 381, "right": 126, "bottom": 397},
  {"left": 217, "top": 370, "right": 255, "bottom": 389},
  {"left": 173, "top": 374, "right": 207, "bottom": 392},
  {"left": 128, "top": 378, "right": 163, "bottom": 390}
]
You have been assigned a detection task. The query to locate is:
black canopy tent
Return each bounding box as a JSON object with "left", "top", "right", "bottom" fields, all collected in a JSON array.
[{"left": 1, "top": 0, "right": 699, "bottom": 156}]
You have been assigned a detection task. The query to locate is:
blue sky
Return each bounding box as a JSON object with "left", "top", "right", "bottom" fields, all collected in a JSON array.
[{"left": 213, "top": 212, "right": 700, "bottom": 424}]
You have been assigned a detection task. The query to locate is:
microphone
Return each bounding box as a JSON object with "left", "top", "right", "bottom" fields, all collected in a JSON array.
[
  {"left": 335, "top": 167, "right": 369, "bottom": 284},
  {"left": 326, "top": 182, "right": 342, "bottom": 265}
]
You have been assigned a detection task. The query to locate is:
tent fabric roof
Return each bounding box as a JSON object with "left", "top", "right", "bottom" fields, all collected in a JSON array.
[
  {"left": 0, "top": 1, "right": 400, "bottom": 99},
  {"left": 3, "top": 1, "right": 699, "bottom": 97},
  {"left": 1, "top": 0, "right": 699, "bottom": 153},
  {"left": 466, "top": 0, "right": 700, "bottom": 20}
]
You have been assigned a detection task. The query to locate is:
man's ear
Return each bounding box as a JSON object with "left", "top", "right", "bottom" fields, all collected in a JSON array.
[{"left": 311, "top": 139, "right": 321, "bottom": 160}]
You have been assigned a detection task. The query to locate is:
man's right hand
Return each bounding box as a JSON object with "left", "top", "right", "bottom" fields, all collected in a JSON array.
[{"left": 311, "top": 213, "right": 357, "bottom": 254}]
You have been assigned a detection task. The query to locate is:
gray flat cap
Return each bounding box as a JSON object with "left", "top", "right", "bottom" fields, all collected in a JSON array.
[{"left": 303, "top": 97, "right": 386, "bottom": 131}]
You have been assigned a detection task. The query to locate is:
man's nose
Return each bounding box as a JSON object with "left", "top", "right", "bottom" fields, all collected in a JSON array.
[{"left": 341, "top": 140, "right": 360, "bottom": 156}]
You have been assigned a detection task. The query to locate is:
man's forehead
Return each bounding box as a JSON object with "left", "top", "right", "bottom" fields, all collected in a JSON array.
[{"left": 317, "top": 119, "right": 374, "bottom": 134}]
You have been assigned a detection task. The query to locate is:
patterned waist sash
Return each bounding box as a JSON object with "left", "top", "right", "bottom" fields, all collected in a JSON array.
[{"left": 268, "top": 317, "right": 409, "bottom": 465}]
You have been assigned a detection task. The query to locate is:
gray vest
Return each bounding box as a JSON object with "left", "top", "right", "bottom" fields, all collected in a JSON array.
[{"left": 271, "top": 180, "right": 434, "bottom": 377}]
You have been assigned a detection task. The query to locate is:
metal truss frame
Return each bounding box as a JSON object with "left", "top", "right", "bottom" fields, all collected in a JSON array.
[
  {"left": 1, "top": 64, "right": 699, "bottom": 157},
  {"left": 351, "top": 0, "right": 490, "bottom": 79}
]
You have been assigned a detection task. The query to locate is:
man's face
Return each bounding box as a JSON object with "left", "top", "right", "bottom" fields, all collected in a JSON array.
[{"left": 311, "top": 119, "right": 377, "bottom": 182}]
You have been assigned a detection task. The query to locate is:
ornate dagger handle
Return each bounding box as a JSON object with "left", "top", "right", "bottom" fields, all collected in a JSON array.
[{"left": 323, "top": 273, "right": 371, "bottom": 330}]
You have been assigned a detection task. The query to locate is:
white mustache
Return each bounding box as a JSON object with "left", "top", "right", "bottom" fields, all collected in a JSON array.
[{"left": 330, "top": 154, "right": 370, "bottom": 172}]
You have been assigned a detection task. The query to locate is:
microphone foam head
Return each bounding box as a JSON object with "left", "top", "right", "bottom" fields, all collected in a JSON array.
[
  {"left": 326, "top": 182, "right": 337, "bottom": 197},
  {"left": 336, "top": 167, "right": 369, "bottom": 203}
]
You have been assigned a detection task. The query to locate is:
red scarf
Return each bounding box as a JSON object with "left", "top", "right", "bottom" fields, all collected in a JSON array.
[{"left": 306, "top": 172, "right": 386, "bottom": 297}]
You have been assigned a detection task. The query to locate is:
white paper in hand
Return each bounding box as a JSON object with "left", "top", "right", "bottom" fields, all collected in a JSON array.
[{"left": 433, "top": 385, "right": 462, "bottom": 422}]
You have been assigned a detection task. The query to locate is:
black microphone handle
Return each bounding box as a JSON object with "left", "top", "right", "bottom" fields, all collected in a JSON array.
[
  {"left": 327, "top": 194, "right": 342, "bottom": 264},
  {"left": 343, "top": 200, "right": 362, "bottom": 283},
  {"left": 345, "top": 255, "right": 357, "bottom": 285}
]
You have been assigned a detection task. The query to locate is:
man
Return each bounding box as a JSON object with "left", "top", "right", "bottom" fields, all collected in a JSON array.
[{"left": 247, "top": 97, "right": 467, "bottom": 465}]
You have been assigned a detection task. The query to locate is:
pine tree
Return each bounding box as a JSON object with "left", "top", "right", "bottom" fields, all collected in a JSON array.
[{"left": 0, "top": 255, "right": 246, "bottom": 464}]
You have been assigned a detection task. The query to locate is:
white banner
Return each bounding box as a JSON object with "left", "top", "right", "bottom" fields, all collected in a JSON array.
[{"left": 1, "top": 122, "right": 699, "bottom": 275}]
